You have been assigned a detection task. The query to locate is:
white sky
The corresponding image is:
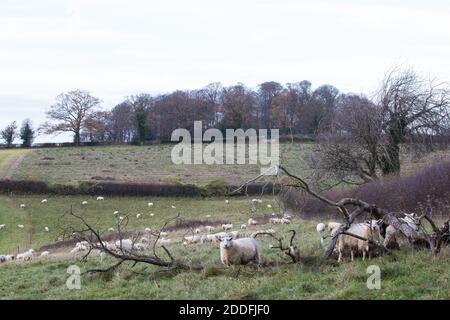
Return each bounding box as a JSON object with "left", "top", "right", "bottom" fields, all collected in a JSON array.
[{"left": 1, "top": 0, "right": 450, "bottom": 142}]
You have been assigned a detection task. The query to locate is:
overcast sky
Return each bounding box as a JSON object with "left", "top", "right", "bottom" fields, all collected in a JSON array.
[{"left": 1, "top": 0, "right": 450, "bottom": 142}]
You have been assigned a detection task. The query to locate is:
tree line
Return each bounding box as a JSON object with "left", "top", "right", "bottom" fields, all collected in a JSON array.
[{"left": 1, "top": 65, "right": 449, "bottom": 179}]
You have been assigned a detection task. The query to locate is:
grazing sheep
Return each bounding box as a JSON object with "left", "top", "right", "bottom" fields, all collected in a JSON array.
[
  {"left": 82, "top": 201, "right": 88, "bottom": 205},
  {"left": 108, "top": 227, "right": 115, "bottom": 232},
  {"left": 205, "top": 226, "right": 215, "bottom": 233},
  {"left": 210, "top": 232, "right": 227, "bottom": 243},
  {"left": 251, "top": 199, "right": 262, "bottom": 204},
  {"left": 171, "top": 205, "right": 176, "bottom": 209},
  {"left": 144, "top": 227, "right": 152, "bottom": 233},
  {"left": 20, "top": 204, "right": 26, "bottom": 209},
  {"left": 96, "top": 196, "right": 105, "bottom": 201},
  {"left": 70, "top": 241, "right": 89, "bottom": 254},
  {"left": 119, "top": 216, "right": 125, "bottom": 220},
  {"left": 18, "top": 224, "right": 25, "bottom": 229},
  {"left": 136, "top": 213, "right": 142, "bottom": 219},
  {"left": 184, "top": 235, "right": 202, "bottom": 243},
  {"left": 383, "top": 213, "right": 423, "bottom": 249},
  {"left": 158, "top": 238, "right": 172, "bottom": 245},
  {"left": 205, "top": 214, "right": 211, "bottom": 218},
  {"left": 160, "top": 231, "right": 168, "bottom": 237},
  {"left": 113, "top": 211, "right": 119, "bottom": 215},
  {"left": 220, "top": 237, "right": 262, "bottom": 266},
  {"left": 41, "top": 199, "right": 48, "bottom": 204},
  {"left": 241, "top": 224, "right": 247, "bottom": 229},
  {"left": 0, "top": 255, "right": 6, "bottom": 263},
  {"left": 194, "top": 228, "right": 201, "bottom": 234},
  {"left": 40, "top": 251, "right": 50, "bottom": 257},
  {"left": 225, "top": 199, "right": 229, "bottom": 204},
  {"left": 280, "top": 218, "right": 291, "bottom": 224},
  {"left": 336, "top": 223, "right": 382, "bottom": 262},
  {"left": 115, "top": 239, "right": 134, "bottom": 251},
  {"left": 134, "top": 243, "right": 145, "bottom": 251},
  {"left": 44, "top": 226, "right": 49, "bottom": 232},
  {"left": 222, "top": 223, "right": 233, "bottom": 231},
  {"left": 247, "top": 218, "right": 257, "bottom": 226},
  {"left": 267, "top": 204, "right": 272, "bottom": 208},
  {"left": 150, "top": 213, "right": 154, "bottom": 217},
  {"left": 17, "top": 249, "right": 35, "bottom": 261},
  {"left": 0, "top": 224, "right": 5, "bottom": 230},
  {"left": 283, "top": 214, "right": 293, "bottom": 220},
  {"left": 148, "top": 202, "right": 154, "bottom": 207}
]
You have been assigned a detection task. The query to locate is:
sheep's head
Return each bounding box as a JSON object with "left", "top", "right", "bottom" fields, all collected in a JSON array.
[{"left": 220, "top": 235, "right": 234, "bottom": 248}]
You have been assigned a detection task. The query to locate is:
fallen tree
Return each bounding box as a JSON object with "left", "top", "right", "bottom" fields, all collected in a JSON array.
[{"left": 277, "top": 165, "right": 450, "bottom": 258}]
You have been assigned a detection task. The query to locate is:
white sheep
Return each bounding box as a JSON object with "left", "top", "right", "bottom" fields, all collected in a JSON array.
[
  {"left": 205, "top": 226, "right": 215, "bottom": 233},
  {"left": 241, "top": 224, "right": 247, "bottom": 229},
  {"left": 17, "top": 249, "right": 35, "bottom": 261},
  {"left": 0, "top": 224, "right": 5, "bottom": 230},
  {"left": 251, "top": 199, "right": 262, "bottom": 204},
  {"left": 220, "top": 237, "right": 262, "bottom": 266},
  {"left": 144, "top": 227, "right": 152, "bottom": 233},
  {"left": 18, "top": 224, "right": 25, "bottom": 229},
  {"left": 44, "top": 226, "right": 49, "bottom": 232},
  {"left": 247, "top": 218, "right": 257, "bottom": 226},
  {"left": 336, "top": 223, "right": 382, "bottom": 262},
  {"left": 113, "top": 211, "right": 119, "bottom": 215},
  {"left": 222, "top": 223, "right": 233, "bottom": 231},
  {"left": 136, "top": 213, "right": 142, "bottom": 219},
  {"left": 82, "top": 201, "right": 88, "bottom": 205},
  {"left": 171, "top": 205, "right": 176, "bottom": 209},
  {"left": 160, "top": 231, "right": 168, "bottom": 237},
  {"left": 150, "top": 213, "right": 155, "bottom": 217},
  {"left": 115, "top": 239, "right": 134, "bottom": 251},
  {"left": 148, "top": 202, "right": 154, "bottom": 207},
  {"left": 194, "top": 228, "right": 201, "bottom": 234},
  {"left": 158, "top": 238, "right": 172, "bottom": 245},
  {"left": 184, "top": 235, "right": 202, "bottom": 243},
  {"left": 205, "top": 214, "right": 211, "bottom": 218},
  {"left": 225, "top": 199, "right": 229, "bottom": 204},
  {"left": 267, "top": 204, "right": 272, "bottom": 208},
  {"left": 316, "top": 221, "right": 343, "bottom": 245},
  {"left": 41, "top": 199, "right": 48, "bottom": 204},
  {"left": 40, "top": 251, "right": 50, "bottom": 257},
  {"left": 108, "top": 227, "right": 115, "bottom": 232},
  {"left": 20, "top": 204, "right": 26, "bottom": 209},
  {"left": 96, "top": 196, "right": 105, "bottom": 201}
]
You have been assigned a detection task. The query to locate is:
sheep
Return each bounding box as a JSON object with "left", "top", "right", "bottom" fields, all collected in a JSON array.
[
  {"left": 17, "top": 249, "right": 35, "bottom": 261},
  {"left": 280, "top": 218, "right": 291, "bottom": 224},
  {"left": 20, "top": 204, "right": 26, "bottom": 209},
  {"left": 225, "top": 199, "right": 229, "bottom": 204},
  {"left": 148, "top": 202, "right": 154, "bottom": 207},
  {"left": 18, "top": 224, "right": 25, "bottom": 229},
  {"left": 96, "top": 196, "right": 105, "bottom": 201},
  {"left": 6, "top": 254, "right": 15, "bottom": 261},
  {"left": 0, "top": 224, "right": 5, "bottom": 230},
  {"left": 219, "top": 236, "right": 262, "bottom": 266},
  {"left": 40, "top": 251, "right": 50, "bottom": 257},
  {"left": 115, "top": 239, "right": 134, "bottom": 251},
  {"left": 241, "top": 224, "right": 247, "bottom": 229},
  {"left": 222, "top": 223, "right": 233, "bottom": 231},
  {"left": 144, "top": 227, "right": 152, "bottom": 233},
  {"left": 267, "top": 204, "right": 272, "bottom": 208},
  {"left": 81, "top": 201, "right": 88, "bottom": 205},
  {"left": 44, "top": 226, "right": 49, "bottom": 232},
  {"left": 134, "top": 243, "right": 146, "bottom": 251},
  {"left": 158, "top": 238, "right": 172, "bottom": 245},
  {"left": 0, "top": 255, "right": 6, "bottom": 263},
  {"left": 269, "top": 218, "right": 283, "bottom": 224},
  {"left": 336, "top": 223, "right": 382, "bottom": 262},
  {"left": 283, "top": 214, "right": 293, "bottom": 220},
  {"left": 383, "top": 213, "right": 423, "bottom": 249},
  {"left": 160, "top": 231, "right": 168, "bottom": 237},
  {"left": 210, "top": 232, "right": 227, "bottom": 243},
  {"left": 184, "top": 235, "right": 202, "bottom": 243},
  {"left": 205, "top": 226, "right": 215, "bottom": 233},
  {"left": 247, "top": 218, "right": 257, "bottom": 226},
  {"left": 70, "top": 241, "right": 89, "bottom": 254},
  {"left": 136, "top": 213, "right": 142, "bottom": 219},
  {"left": 150, "top": 213, "right": 155, "bottom": 217},
  {"left": 205, "top": 214, "right": 211, "bottom": 218},
  {"left": 113, "top": 211, "right": 119, "bottom": 215},
  {"left": 194, "top": 228, "right": 201, "bottom": 234},
  {"left": 251, "top": 199, "right": 262, "bottom": 204},
  {"left": 41, "top": 199, "right": 48, "bottom": 204},
  {"left": 171, "top": 205, "right": 176, "bottom": 209},
  {"left": 108, "top": 227, "right": 115, "bottom": 232},
  {"left": 316, "top": 221, "right": 343, "bottom": 246}
]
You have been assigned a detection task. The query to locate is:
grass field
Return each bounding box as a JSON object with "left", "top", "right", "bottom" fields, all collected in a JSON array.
[
  {"left": 0, "top": 149, "right": 30, "bottom": 179},
  {"left": 9, "top": 144, "right": 312, "bottom": 185},
  {"left": 1, "top": 195, "right": 450, "bottom": 299}
]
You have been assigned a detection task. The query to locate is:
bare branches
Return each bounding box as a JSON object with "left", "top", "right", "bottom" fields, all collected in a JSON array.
[{"left": 254, "top": 229, "right": 300, "bottom": 263}]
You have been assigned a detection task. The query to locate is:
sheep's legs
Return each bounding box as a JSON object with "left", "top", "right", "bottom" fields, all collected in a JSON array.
[
  {"left": 338, "top": 251, "right": 342, "bottom": 263},
  {"left": 362, "top": 251, "right": 366, "bottom": 261},
  {"left": 350, "top": 250, "right": 354, "bottom": 261}
]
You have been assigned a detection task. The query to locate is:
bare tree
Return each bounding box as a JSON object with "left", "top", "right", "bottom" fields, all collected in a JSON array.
[
  {"left": 377, "top": 66, "right": 450, "bottom": 175},
  {"left": 41, "top": 90, "right": 101, "bottom": 146}
]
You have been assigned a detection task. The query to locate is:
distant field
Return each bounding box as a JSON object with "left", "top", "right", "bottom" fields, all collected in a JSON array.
[
  {"left": 10, "top": 143, "right": 313, "bottom": 185},
  {"left": 1, "top": 195, "right": 449, "bottom": 299},
  {"left": 0, "top": 149, "right": 30, "bottom": 179}
]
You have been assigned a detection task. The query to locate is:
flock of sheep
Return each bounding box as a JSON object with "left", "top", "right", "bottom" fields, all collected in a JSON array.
[
  {"left": 0, "top": 196, "right": 425, "bottom": 267},
  {"left": 316, "top": 213, "right": 424, "bottom": 262}
]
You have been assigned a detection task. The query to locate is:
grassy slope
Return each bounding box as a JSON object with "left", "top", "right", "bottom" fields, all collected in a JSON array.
[
  {"left": 1, "top": 195, "right": 449, "bottom": 299},
  {"left": 0, "top": 149, "right": 29, "bottom": 178},
  {"left": 10, "top": 144, "right": 313, "bottom": 185}
]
